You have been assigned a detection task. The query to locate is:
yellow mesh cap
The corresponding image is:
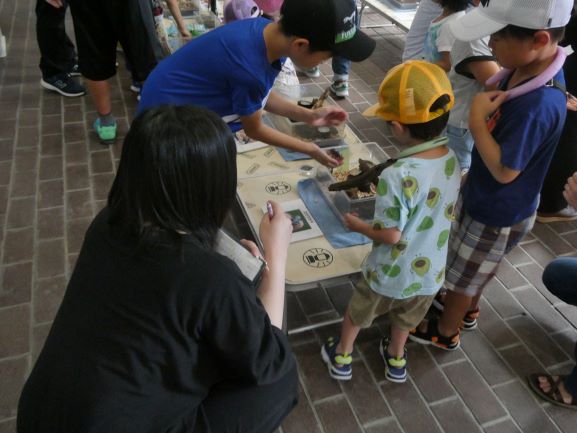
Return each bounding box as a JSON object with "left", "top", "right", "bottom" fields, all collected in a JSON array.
[{"left": 363, "top": 60, "right": 454, "bottom": 125}]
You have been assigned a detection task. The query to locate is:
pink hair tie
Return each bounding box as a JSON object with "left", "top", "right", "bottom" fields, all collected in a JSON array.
[{"left": 486, "top": 46, "right": 567, "bottom": 101}]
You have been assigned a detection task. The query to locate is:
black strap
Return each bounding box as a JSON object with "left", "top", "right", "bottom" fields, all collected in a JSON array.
[{"left": 545, "top": 79, "right": 567, "bottom": 95}]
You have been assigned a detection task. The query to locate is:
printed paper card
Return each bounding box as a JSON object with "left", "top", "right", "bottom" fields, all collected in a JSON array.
[{"left": 261, "top": 199, "right": 323, "bottom": 243}]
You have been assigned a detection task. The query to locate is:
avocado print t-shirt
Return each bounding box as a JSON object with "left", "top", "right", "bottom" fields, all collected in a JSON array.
[{"left": 361, "top": 148, "right": 461, "bottom": 299}]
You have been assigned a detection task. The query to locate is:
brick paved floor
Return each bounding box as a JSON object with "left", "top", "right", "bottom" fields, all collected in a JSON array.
[{"left": 1, "top": 1, "right": 577, "bottom": 432}]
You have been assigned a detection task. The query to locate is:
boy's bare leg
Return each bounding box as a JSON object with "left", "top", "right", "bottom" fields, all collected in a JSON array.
[
  {"left": 336, "top": 308, "right": 361, "bottom": 354},
  {"left": 388, "top": 326, "right": 409, "bottom": 358},
  {"left": 438, "top": 290, "right": 472, "bottom": 336},
  {"left": 86, "top": 78, "right": 112, "bottom": 116},
  {"left": 469, "top": 292, "right": 482, "bottom": 311}
]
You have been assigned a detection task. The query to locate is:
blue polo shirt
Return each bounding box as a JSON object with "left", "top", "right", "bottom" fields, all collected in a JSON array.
[
  {"left": 138, "top": 18, "right": 283, "bottom": 132},
  {"left": 462, "top": 69, "right": 567, "bottom": 227}
]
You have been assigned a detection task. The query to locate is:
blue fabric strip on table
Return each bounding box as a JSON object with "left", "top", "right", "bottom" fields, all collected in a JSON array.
[{"left": 297, "top": 178, "right": 371, "bottom": 249}]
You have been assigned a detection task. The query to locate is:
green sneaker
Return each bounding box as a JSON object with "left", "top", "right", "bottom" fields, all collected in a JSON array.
[
  {"left": 297, "top": 66, "right": 320, "bottom": 78},
  {"left": 330, "top": 79, "right": 349, "bottom": 98},
  {"left": 93, "top": 118, "right": 117, "bottom": 145}
]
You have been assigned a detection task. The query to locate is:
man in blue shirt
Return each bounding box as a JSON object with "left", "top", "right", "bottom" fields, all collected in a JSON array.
[{"left": 139, "top": 0, "right": 376, "bottom": 167}]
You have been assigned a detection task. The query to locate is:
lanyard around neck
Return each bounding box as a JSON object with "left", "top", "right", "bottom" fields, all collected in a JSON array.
[{"left": 396, "top": 136, "right": 449, "bottom": 159}]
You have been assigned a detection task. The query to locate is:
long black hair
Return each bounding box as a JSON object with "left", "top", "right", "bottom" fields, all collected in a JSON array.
[
  {"left": 437, "top": 0, "right": 469, "bottom": 13},
  {"left": 107, "top": 105, "right": 237, "bottom": 249}
]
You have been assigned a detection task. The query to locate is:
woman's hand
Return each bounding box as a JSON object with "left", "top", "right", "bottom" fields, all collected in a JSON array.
[
  {"left": 239, "top": 239, "right": 262, "bottom": 259},
  {"left": 259, "top": 201, "right": 293, "bottom": 263}
]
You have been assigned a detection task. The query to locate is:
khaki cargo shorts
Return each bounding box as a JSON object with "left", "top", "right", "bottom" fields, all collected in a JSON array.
[{"left": 348, "top": 277, "right": 436, "bottom": 330}]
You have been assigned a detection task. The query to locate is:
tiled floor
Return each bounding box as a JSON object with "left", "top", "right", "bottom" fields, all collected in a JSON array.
[{"left": 1, "top": 1, "right": 577, "bottom": 432}]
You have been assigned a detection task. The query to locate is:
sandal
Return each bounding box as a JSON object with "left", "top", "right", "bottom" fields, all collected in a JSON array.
[
  {"left": 527, "top": 373, "right": 577, "bottom": 410},
  {"left": 408, "top": 318, "right": 460, "bottom": 351}
]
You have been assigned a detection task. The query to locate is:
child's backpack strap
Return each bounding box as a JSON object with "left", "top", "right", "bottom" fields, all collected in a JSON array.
[{"left": 545, "top": 79, "right": 568, "bottom": 96}]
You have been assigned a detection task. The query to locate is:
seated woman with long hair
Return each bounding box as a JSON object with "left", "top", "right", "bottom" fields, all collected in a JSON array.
[{"left": 17, "top": 105, "right": 298, "bottom": 433}]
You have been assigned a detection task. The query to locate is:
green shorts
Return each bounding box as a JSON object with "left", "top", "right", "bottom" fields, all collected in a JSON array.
[{"left": 348, "top": 277, "right": 436, "bottom": 330}]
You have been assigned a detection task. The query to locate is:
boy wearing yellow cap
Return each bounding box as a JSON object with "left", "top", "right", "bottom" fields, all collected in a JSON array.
[{"left": 321, "top": 60, "right": 461, "bottom": 383}]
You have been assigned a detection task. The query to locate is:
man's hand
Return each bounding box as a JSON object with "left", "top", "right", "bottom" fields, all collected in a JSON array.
[
  {"left": 308, "top": 106, "right": 348, "bottom": 126},
  {"left": 309, "top": 145, "right": 343, "bottom": 168},
  {"left": 563, "top": 172, "right": 577, "bottom": 209},
  {"left": 46, "top": 0, "right": 64, "bottom": 7},
  {"left": 470, "top": 90, "right": 508, "bottom": 123}
]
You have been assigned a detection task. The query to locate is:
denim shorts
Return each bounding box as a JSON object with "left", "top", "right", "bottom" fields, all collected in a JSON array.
[{"left": 446, "top": 125, "right": 474, "bottom": 172}]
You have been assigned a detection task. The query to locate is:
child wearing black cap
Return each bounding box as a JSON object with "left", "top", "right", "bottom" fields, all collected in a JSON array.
[{"left": 139, "top": 0, "right": 376, "bottom": 168}]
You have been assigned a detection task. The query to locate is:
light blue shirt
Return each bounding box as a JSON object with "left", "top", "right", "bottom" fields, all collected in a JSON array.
[{"left": 362, "top": 149, "right": 461, "bottom": 299}]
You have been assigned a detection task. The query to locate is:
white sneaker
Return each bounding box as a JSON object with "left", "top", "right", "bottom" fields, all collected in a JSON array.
[
  {"left": 536, "top": 206, "right": 577, "bottom": 223},
  {"left": 330, "top": 80, "right": 349, "bottom": 98},
  {"left": 297, "top": 66, "right": 320, "bottom": 78}
]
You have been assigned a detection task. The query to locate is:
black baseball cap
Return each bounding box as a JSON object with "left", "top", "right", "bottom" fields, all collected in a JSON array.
[{"left": 279, "top": 0, "right": 376, "bottom": 62}]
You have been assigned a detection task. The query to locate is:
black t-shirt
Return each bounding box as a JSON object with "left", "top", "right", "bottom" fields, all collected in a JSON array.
[{"left": 18, "top": 209, "right": 295, "bottom": 433}]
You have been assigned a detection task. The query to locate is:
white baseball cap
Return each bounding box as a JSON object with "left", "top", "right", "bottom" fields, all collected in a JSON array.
[{"left": 450, "top": 0, "right": 574, "bottom": 42}]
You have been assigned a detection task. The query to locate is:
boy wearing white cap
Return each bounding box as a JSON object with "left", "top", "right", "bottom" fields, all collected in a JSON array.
[{"left": 410, "top": 0, "right": 573, "bottom": 350}]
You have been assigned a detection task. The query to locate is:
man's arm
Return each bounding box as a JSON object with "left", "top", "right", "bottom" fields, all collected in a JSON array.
[
  {"left": 469, "top": 91, "right": 520, "bottom": 184},
  {"left": 240, "top": 110, "right": 340, "bottom": 168},
  {"left": 45, "top": 0, "right": 63, "bottom": 7}
]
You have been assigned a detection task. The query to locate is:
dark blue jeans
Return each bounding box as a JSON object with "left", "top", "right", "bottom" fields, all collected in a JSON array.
[
  {"left": 331, "top": 0, "right": 358, "bottom": 78},
  {"left": 332, "top": 56, "right": 351, "bottom": 77},
  {"left": 542, "top": 257, "right": 577, "bottom": 398}
]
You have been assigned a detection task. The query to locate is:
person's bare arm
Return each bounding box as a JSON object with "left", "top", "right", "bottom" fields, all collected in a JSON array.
[
  {"left": 435, "top": 51, "right": 451, "bottom": 72},
  {"left": 344, "top": 213, "right": 402, "bottom": 244},
  {"left": 469, "top": 91, "right": 520, "bottom": 184},
  {"left": 241, "top": 110, "right": 341, "bottom": 168},
  {"left": 165, "top": 0, "right": 191, "bottom": 37},
  {"left": 45, "top": 0, "right": 63, "bottom": 7},
  {"left": 466, "top": 59, "right": 500, "bottom": 90},
  {"left": 240, "top": 202, "right": 292, "bottom": 329}
]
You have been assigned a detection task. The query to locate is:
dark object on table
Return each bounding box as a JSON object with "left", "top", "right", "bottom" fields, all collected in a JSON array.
[
  {"left": 296, "top": 86, "right": 331, "bottom": 110},
  {"left": 297, "top": 99, "right": 315, "bottom": 109},
  {"left": 327, "top": 149, "right": 344, "bottom": 161},
  {"left": 329, "top": 158, "right": 396, "bottom": 193}
]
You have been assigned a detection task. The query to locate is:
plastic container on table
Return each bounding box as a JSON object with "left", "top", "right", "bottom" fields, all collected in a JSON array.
[
  {"left": 267, "top": 84, "right": 346, "bottom": 145},
  {"left": 314, "top": 142, "right": 389, "bottom": 221}
]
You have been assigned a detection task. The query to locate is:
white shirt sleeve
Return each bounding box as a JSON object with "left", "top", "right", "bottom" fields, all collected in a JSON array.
[{"left": 436, "top": 12, "right": 465, "bottom": 53}]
